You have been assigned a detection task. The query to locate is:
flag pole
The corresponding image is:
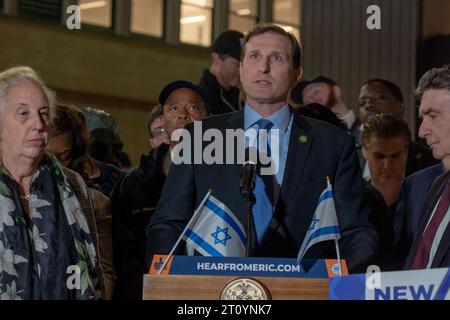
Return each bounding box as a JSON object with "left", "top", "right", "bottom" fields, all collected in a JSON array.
[
  {"left": 326, "top": 176, "right": 342, "bottom": 277},
  {"left": 334, "top": 240, "right": 343, "bottom": 277},
  {"left": 157, "top": 189, "right": 212, "bottom": 275}
]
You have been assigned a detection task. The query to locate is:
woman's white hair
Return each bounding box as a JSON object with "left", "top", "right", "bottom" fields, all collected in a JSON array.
[{"left": 0, "top": 65, "right": 56, "bottom": 117}]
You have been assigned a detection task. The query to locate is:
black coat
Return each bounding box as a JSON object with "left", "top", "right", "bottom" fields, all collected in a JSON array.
[
  {"left": 364, "top": 181, "right": 405, "bottom": 270},
  {"left": 199, "top": 69, "right": 242, "bottom": 115},
  {"left": 111, "top": 144, "right": 169, "bottom": 299}
]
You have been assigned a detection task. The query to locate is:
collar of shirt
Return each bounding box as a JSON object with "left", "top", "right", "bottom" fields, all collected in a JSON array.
[{"left": 244, "top": 103, "right": 291, "bottom": 132}]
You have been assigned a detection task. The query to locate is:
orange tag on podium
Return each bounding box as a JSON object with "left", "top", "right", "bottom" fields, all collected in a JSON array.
[{"left": 149, "top": 254, "right": 173, "bottom": 275}]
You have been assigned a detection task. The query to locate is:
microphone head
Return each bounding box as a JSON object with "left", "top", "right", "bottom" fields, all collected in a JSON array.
[{"left": 240, "top": 161, "right": 256, "bottom": 197}]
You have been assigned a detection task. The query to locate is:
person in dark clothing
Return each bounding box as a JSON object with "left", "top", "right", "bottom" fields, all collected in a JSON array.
[
  {"left": 111, "top": 144, "right": 169, "bottom": 300},
  {"left": 361, "top": 114, "right": 413, "bottom": 269},
  {"left": 111, "top": 80, "right": 208, "bottom": 300},
  {"left": 363, "top": 181, "right": 398, "bottom": 270},
  {"left": 199, "top": 30, "right": 244, "bottom": 115}
]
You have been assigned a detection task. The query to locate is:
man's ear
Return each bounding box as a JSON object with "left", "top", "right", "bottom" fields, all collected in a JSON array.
[
  {"left": 362, "top": 146, "right": 369, "bottom": 160},
  {"left": 211, "top": 52, "right": 221, "bottom": 64},
  {"left": 292, "top": 67, "right": 303, "bottom": 86}
]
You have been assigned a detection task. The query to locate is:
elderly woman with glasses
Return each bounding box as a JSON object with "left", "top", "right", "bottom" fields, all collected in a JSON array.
[{"left": 0, "top": 66, "right": 100, "bottom": 300}]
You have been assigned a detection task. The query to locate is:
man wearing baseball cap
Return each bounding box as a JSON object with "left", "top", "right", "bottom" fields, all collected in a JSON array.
[
  {"left": 111, "top": 80, "right": 208, "bottom": 300},
  {"left": 199, "top": 30, "right": 244, "bottom": 115}
]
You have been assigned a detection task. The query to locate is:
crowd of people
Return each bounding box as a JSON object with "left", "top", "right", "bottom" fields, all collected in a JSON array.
[{"left": 0, "top": 23, "right": 449, "bottom": 300}]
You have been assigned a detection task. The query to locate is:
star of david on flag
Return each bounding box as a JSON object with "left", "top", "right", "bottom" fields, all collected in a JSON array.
[
  {"left": 297, "top": 178, "right": 341, "bottom": 269},
  {"left": 183, "top": 193, "right": 247, "bottom": 257}
]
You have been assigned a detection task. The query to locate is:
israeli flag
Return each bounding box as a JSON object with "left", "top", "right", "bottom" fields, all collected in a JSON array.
[
  {"left": 297, "top": 179, "right": 341, "bottom": 263},
  {"left": 184, "top": 195, "right": 247, "bottom": 257}
]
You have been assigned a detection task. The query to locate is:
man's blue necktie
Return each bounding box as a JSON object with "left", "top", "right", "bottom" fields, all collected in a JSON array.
[{"left": 252, "top": 119, "right": 274, "bottom": 242}]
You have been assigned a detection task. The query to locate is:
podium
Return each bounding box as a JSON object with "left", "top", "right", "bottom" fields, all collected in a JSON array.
[
  {"left": 143, "top": 255, "right": 347, "bottom": 300},
  {"left": 143, "top": 274, "right": 329, "bottom": 300}
]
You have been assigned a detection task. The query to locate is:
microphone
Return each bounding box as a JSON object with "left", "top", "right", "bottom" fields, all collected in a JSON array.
[
  {"left": 240, "top": 157, "right": 257, "bottom": 257},
  {"left": 240, "top": 161, "right": 256, "bottom": 198}
]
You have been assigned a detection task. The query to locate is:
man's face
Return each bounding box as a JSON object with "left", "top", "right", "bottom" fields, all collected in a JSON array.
[
  {"left": 359, "top": 82, "right": 404, "bottom": 122},
  {"left": 363, "top": 135, "right": 408, "bottom": 186},
  {"left": 217, "top": 56, "right": 241, "bottom": 89},
  {"left": 162, "top": 88, "right": 207, "bottom": 142},
  {"left": 419, "top": 89, "right": 450, "bottom": 170},
  {"left": 149, "top": 116, "right": 169, "bottom": 149},
  {"left": 240, "top": 32, "right": 302, "bottom": 109},
  {"left": 302, "top": 83, "right": 334, "bottom": 107}
]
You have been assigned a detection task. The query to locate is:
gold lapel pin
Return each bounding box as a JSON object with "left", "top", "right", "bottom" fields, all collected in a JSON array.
[{"left": 299, "top": 135, "right": 308, "bottom": 143}]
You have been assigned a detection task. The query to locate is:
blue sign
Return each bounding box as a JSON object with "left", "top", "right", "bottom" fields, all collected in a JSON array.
[
  {"left": 150, "top": 255, "right": 348, "bottom": 278},
  {"left": 329, "top": 267, "right": 450, "bottom": 300}
]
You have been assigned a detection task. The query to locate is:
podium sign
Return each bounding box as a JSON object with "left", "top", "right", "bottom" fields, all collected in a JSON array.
[
  {"left": 329, "top": 267, "right": 450, "bottom": 300},
  {"left": 149, "top": 255, "right": 348, "bottom": 278},
  {"left": 144, "top": 256, "right": 348, "bottom": 300}
]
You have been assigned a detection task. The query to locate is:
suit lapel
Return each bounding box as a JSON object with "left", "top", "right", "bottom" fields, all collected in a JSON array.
[
  {"left": 431, "top": 173, "right": 450, "bottom": 267},
  {"left": 279, "top": 110, "right": 313, "bottom": 207},
  {"left": 405, "top": 171, "right": 450, "bottom": 268},
  {"left": 225, "top": 110, "right": 245, "bottom": 181}
]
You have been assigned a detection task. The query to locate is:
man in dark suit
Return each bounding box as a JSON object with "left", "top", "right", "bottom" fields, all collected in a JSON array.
[
  {"left": 147, "top": 24, "right": 378, "bottom": 273},
  {"left": 397, "top": 164, "right": 444, "bottom": 243},
  {"left": 404, "top": 64, "right": 450, "bottom": 269}
]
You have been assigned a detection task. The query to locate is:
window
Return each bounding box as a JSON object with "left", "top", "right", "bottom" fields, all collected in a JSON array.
[
  {"left": 273, "top": 0, "right": 301, "bottom": 40},
  {"left": 131, "top": 0, "right": 163, "bottom": 37},
  {"left": 79, "top": 0, "right": 113, "bottom": 28},
  {"left": 19, "top": 0, "right": 62, "bottom": 21},
  {"left": 180, "top": 0, "right": 213, "bottom": 47},
  {"left": 228, "top": 0, "right": 258, "bottom": 34}
]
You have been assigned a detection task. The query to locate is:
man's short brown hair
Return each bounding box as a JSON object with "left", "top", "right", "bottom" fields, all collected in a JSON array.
[
  {"left": 240, "top": 23, "right": 302, "bottom": 70},
  {"left": 361, "top": 113, "right": 411, "bottom": 148}
]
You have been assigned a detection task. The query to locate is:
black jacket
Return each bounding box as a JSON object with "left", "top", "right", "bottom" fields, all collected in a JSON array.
[
  {"left": 199, "top": 69, "right": 242, "bottom": 115},
  {"left": 111, "top": 144, "right": 169, "bottom": 299},
  {"left": 363, "top": 181, "right": 404, "bottom": 270}
]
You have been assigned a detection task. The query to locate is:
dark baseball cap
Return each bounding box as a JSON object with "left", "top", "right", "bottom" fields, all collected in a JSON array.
[
  {"left": 212, "top": 30, "right": 245, "bottom": 61},
  {"left": 291, "top": 75, "right": 337, "bottom": 104},
  {"left": 159, "top": 80, "right": 208, "bottom": 106}
]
